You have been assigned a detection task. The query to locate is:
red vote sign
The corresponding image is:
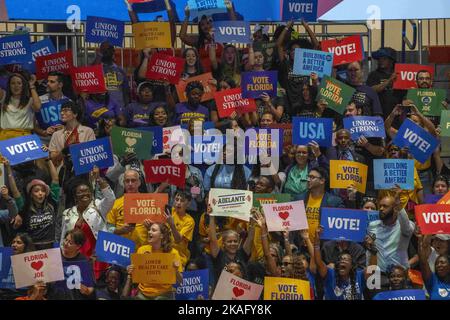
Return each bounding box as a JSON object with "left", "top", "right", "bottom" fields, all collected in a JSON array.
[
  {"left": 214, "top": 88, "right": 257, "bottom": 118},
  {"left": 71, "top": 64, "right": 107, "bottom": 94},
  {"left": 35, "top": 50, "right": 74, "bottom": 80},
  {"left": 146, "top": 53, "right": 184, "bottom": 85},
  {"left": 143, "top": 159, "right": 186, "bottom": 188},
  {"left": 415, "top": 204, "right": 450, "bottom": 235},
  {"left": 393, "top": 64, "right": 435, "bottom": 90},
  {"left": 320, "top": 35, "right": 364, "bottom": 66}
]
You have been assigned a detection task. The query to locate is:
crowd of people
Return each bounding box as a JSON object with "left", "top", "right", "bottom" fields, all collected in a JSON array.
[{"left": 0, "top": 0, "right": 449, "bottom": 300}]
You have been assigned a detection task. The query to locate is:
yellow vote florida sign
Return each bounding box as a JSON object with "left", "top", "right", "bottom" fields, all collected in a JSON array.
[
  {"left": 330, "top": 160, "right": 368, "bottom": 193},
  {"left": 264, "top": 277, "right": 311, "bottom": 300},
  {"left": 131, "top": 252, "right": 176, "bottom": 284},
  {"left": 132, "top": 22, "right": 172, "bottom": 50}
]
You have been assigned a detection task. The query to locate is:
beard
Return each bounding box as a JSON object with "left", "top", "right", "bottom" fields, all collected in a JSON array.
[{"left": 380, "top": 208, "right": 394, "bottom": 221}]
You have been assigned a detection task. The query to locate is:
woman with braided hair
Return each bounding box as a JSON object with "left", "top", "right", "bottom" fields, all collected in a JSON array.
[{"left": 314, "top": 227, "right": 377, "bottom": 300}]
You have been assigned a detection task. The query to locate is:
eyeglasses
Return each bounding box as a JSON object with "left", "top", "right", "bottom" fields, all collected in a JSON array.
[
  {"left": 417, "top": 77, "right": 431, "bottom": 81},
  {"left": 307, "top": 175, "right": 321, "bottom": 180}
]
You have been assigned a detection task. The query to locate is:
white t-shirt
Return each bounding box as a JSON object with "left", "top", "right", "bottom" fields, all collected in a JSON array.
[{"left": 0, "top": 95, "right": 34, "bottom": 130}]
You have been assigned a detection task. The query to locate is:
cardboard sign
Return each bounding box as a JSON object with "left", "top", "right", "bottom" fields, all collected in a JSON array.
[
  {"left": 0, "top": 247, "right": 14, "bottom": 289},
  {"left": 269, "top": 123, "right": 293, "bottom": 149},
  {"left": 424, "top": 194, "right": 443, "bottom": 204},
  {"left": 162, "top": 125, "right": 186, "bottom": 153},
  {"left": 408, "top": 269, "right": 424, "bottom": 286},
  {"left": 212, "top": 270, "right": 263, "bottom": 300},
  {"left": 373, "top": 159, "right": 414, "bottom": 190},
  {"left": 35, "top": 97, "right": 70, "bottom": 130},
  {"left": 208, "top": 188, "right": 253, "bottom": 222},
  {"left": 139, "top": 126, "right": 163, "bottom": 154},
  {"left": 253, "top": 193, "right": 291, "bottom": 209},
  {"left": 0, "top": 134, "right": 48, "bottom": 166},
  {"left": 213, "top": 21, "right": 252, "bottom": 44},
  {"left": 330, "top": 160, "right": 368, "bottom": 193},
  {"left": 392, "top": 119, "right": 439, "bottom": 164},
  {"left": 69, "top": 137, "right": 114, "bottom": 175},
  {"left": 132, "top": 22, "right": 172, "bottom": 50},
  {"left": 188, "top": 0, "right": 227, "bottom": 19},
  {"left": 123, "top": 193, "right": 168, "bottom": 224},
  {"left": 440, "top": 110, "right": 450, "bottom": 137},
  {"left": 282, "top": 0, "right": 318, "bottom": 21},
  {"left": 414, "top": 204, "right": 450, "bottom": 235},
  {"left": 320, "top": 208, "right": 368, "bottom": 242},
  {"left": 438, "top": 190, "right": 450, "bottom": 205},
  {"left": 56, "top": 260, "right": 94, "bottom": 290},
  {"left": 95, "top": 231, "right": 136, "bottom": 267},
  {"left": 146, "top": 53, "right": 184, "bottom": 85},
  {"left": 85, "top": 16, "right": 125, "bottom": 47},
  {"left": 174, "top": 269, "right": 209, "bottom": 300},
  {"left": 317, "top": 75, "right": 356, "bottom": 114},
  {"left": 343, "top": 116, "right": 386, "bottom": 140},
  {"left": 11, "top": 248, "right": 64, "bottom": 288},
  {"left": 215, "top": 88, "right": 257, "bottom": 118},
  {"left": 320, "top": 35, "right": 364, "bottom": 66},
  {"left": 0, "top": 34, "right": 32, "bottom": 66},
  {"left": 293, "top": 48, "right": 333, "bottom": 78},
  {"left": 292, "top": 117, "right": 333, "bottom": 147},
  {"left": 241, "top": 71, "right": 278, "bottom": 98},
  {"left": 190, "top": 134, "right": 223, "bottom": 165},
  {"left": 131, "top": 253, "right": 177, "bottom": 284},
  {"left": 373, "top": 289, "right": 426, "bottom": 301},
  {"left": 143, "top": 159, "right": 186, "bottom": 188},
  {"left": 35, "top": 50, "right": 73, "bottom": 80},
  {"left": 175, "top": 73, "right": 217, "bottom": 103},
  {"left": 262, "top": 200, "right": 308, "bottom": 232},
  {"left": 110, "top": 126, "right": 154, "bottom": 160},
  {"left": 129, "top": 0, "right": 166, "bottom": 13},
  {"left": 245, "top": 128, "right": 283, "bottom": 163},
  {"left": 264, "top": 277, "right": 311, "bottom": 300},
  {"left": 367, "top": 211, "right": 380, "bottom": 225},
  {"left": 71, "top": 64, "right": 107, "bottom": 94},
  {"left": 393, "top": 64, "right": 435, "bottom": 90},
  {"left": 406, "top": 89, "right": 446, "bottom": 117}
]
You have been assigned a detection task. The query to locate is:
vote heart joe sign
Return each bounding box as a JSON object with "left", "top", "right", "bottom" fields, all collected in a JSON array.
[
  {"left": 261, "top": 200, "right": 308, "bottom": 232},
  {"left": 414, "top": 204, "right": 450, "bottom": 235},
  {"left": 146, "top": 53, "right": 184, "bottom": 85},
  {"left": 123, "top": 193, "right": 169, "bottom": 224},
  {"left": 95, "top": 231, "right": 136, "bottom": 267},
  {"left": 143, "top": 159, "right": 186, "bottom": 188},
  {"left": 0, "top": 134, "right": 48, "bottom": 166},
  {"left": 393, "top": 64, "right": 435, "bottom": 90},
  {"left": 212, "top": 270, "right": 263, "bottom": 300},
  {"left": 11, "top": 248, "right": 64, "bottom": 288},
  {"left": 111, "top": 126, "right": 154, "bottom": 160},
  {"left": 320, "top": 35, "right": 364, "bottom": 66}
]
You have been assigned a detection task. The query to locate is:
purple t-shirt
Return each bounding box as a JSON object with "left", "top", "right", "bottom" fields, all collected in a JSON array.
[
  {"left": 84, "top": 99, "right": 123, "bottom": 128},
  {"left": 103, "top": 63, "right": 129, "bottom": 108},
  {"left": 174, "top": 103, "right": 210, "bottom": 125},
  {"left": 126, "top": 102, "right": 164, "bottom": 127}
]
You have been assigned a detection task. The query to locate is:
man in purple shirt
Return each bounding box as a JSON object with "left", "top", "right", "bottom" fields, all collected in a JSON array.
[{"left": 174, "top": 81, "right": 210, "bottom": 125}]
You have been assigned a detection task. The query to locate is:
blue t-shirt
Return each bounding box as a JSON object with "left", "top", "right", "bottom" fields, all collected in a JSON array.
[
  {"left": 324, "top": 267, "right": 365, "bottom": 300},
  {"left": 425, "top": 273, "right": 450, "bottom": 300}
]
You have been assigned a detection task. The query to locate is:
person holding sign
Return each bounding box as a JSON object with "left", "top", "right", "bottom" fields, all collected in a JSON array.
[
  {"left": 385, "top": 102, "right": 438, "bottom": 195},
  {"left": 209, "top": 44, "right": 241, "bottom": 87},
  {"left": 418, "top": 232, "right": 450, "bottom": 300},
  {"left": 0, "top": 73, "right": 41, "bottom": 141},
  {"left": 314, "top": 227, "right": 376, "bottom": 300},
  {"left": 80, "top": 92, "right": 126, "bottom": 130},
  {"left": 124, "top": 222, "right": 182, "bottom": 300},
  {"left": 174, "top": 81, "right": 210, "bottom": 125}
]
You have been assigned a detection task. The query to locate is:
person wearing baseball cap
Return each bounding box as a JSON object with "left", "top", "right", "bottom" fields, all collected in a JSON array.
[{"left": 367, "top": 47, "right": 405, "bottom": 118}]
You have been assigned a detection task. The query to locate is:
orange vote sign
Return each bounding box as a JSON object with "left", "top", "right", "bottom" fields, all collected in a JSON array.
[
  {"left": 123, "top": 193, "right": 168, "bottom": 224},
  {"left": 175, "top": 73, "right": 217, "bottom": 102}
]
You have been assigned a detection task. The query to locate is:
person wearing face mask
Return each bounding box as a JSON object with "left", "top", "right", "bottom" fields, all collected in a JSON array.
[
  {"left": 91, "top": 41, "right": 129, "bottom": 109},
  {"left": 124, "top": 222, "right": 183, "bottom": 300},
  {"left": 15, "top": 158, "right": 59, "bottom": 250}
]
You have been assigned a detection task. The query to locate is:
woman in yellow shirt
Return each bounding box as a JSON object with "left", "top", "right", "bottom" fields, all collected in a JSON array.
[{"left": 124, "top": 222, "right": 183, "bottom": 300}]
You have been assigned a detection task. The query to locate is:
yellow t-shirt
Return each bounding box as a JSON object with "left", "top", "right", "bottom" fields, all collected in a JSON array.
[
  {"left": 199, "top": 213, "right": 222, "bottom": 254},
  {"left": 136, "top": 245, "right": 183, "bottom": 297},
  {"left": 171, "top": 210, "right": 195, "bottom": 267},
  {"left": 415, "top": 158, "right": 431, "bottom": 172},
  {"left": 306, "top": 194, "right": 323, "bottom": 240},
  {"left": 379, "top": 167, "right": 423, "bottom": 210},
  {"left": 106, "top": 196, "right": 148, "bottom": 250}
]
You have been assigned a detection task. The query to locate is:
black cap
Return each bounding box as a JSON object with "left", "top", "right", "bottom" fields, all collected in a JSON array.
[{"left": 372, "top": 47, "right": 397, "bottom": 62}]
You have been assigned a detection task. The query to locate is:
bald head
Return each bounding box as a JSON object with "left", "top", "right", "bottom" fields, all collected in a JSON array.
[{"left": 124, "top": 169, "right": 141, "bottom": 193}]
